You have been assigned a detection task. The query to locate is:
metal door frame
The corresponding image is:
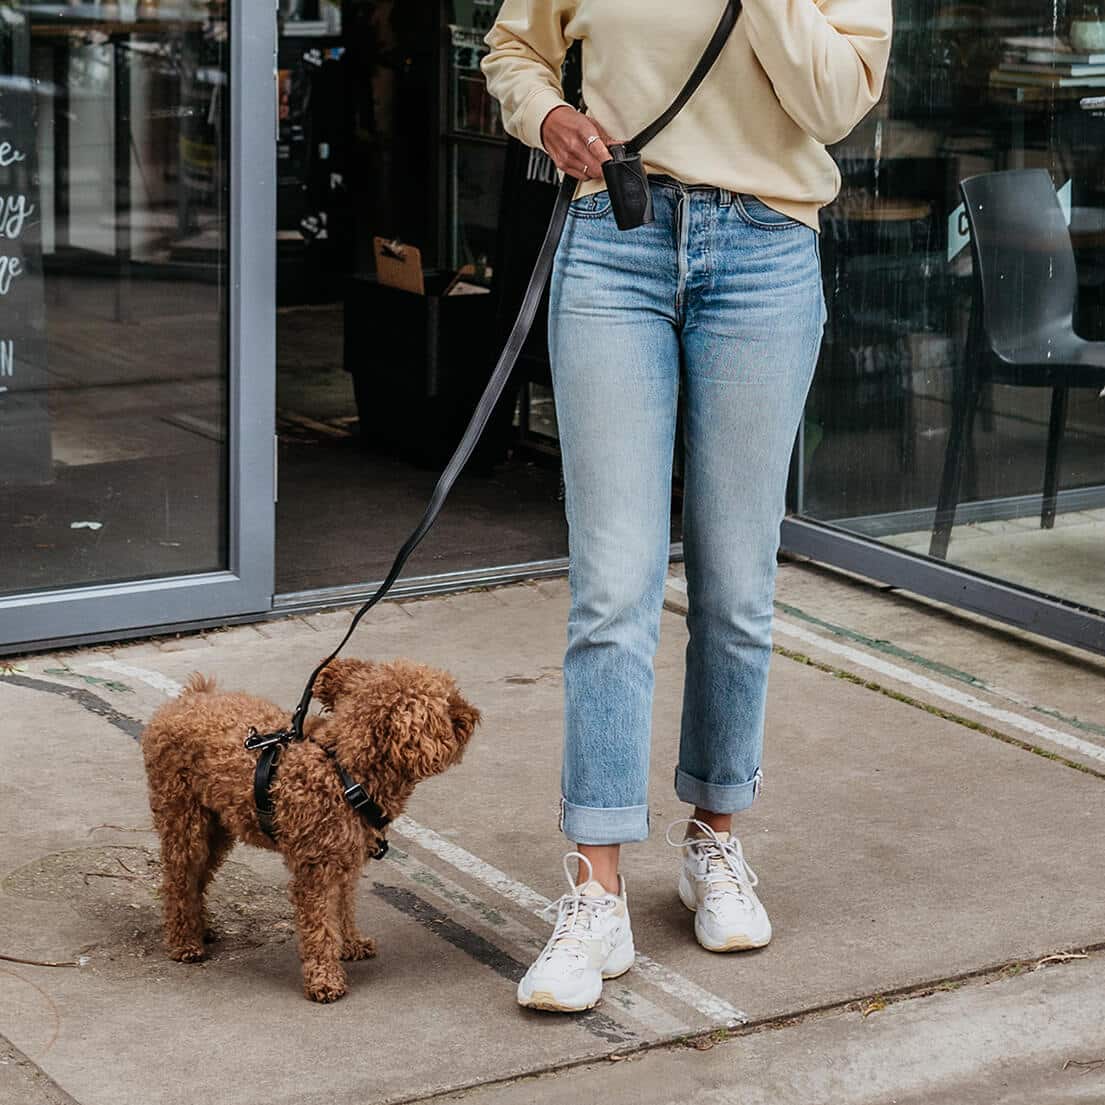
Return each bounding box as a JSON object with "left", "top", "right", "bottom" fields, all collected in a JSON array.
[{"left": 780, "top": 518, "right": 1105, "bottom": 655}]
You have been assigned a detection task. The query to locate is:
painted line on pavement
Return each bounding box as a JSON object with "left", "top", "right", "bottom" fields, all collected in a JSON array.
[
  {"left": 0, "top": 673, "right": 143, "bottom": 738},
  {"left": 773, "top": 597, "right": 1105, "bottom": 742},
  {"left": 394, "top": 816, "right": 747, "bottom": 1026},
  {"left": 665, "top": 577, "right": 1105, "bottom": 767},
  {"left": 86, "top": 661, "right": 729, "bottom": 1026},
  {"left": 89, "top": 660, "right": 189, "bottom": 699},
  {"left": 372, "top": 882, "right": 638, "bottom": 1046},
  {"left": 385, "top": 844, "right": 689, "bottom": 1037},
  {"left": 772, "top": 616, "right": 1105, "bottom": 766}
]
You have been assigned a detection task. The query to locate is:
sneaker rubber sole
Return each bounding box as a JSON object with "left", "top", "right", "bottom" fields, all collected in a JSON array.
[
  {"left": 678, "top": 877, "right": 772, "bottom": 953},
  {"left": 517, "top": 941, "right": 635, "bottom": 1012}
]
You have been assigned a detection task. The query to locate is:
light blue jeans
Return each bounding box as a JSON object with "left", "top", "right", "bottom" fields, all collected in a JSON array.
[{"left": 548, "top": 173, "right": 826, "bottom": 846}]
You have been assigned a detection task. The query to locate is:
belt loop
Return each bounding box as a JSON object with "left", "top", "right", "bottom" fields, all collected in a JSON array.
[{"left": 718, "top": 187, "right": 732, "bottom": 207}]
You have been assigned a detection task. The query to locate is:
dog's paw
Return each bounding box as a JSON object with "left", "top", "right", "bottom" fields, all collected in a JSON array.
[
  {"left": 168, "top": 944, "right": 206, "bottom": 963},
  {"left": 341, "top": 936, "right": 377, "bottom": 961},
  {"left": 304, "top": 965, "right": 348, "bottom": 1003}
]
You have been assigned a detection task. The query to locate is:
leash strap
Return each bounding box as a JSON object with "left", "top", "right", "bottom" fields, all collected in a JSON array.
[
  {"left": 278, "top": 0, "right": 742, "bottom": 742},
  {"left": 285, "top": 171, "right": 578, "bottom": 741}
]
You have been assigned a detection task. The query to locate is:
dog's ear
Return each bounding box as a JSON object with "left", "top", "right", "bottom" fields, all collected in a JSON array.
[
  {"left": 313, "top": 658, "right": 364, "bottom": 710},
  {"left": 447, "top": 689, "right": 480, "bottom": 748},
  {"left": 367, "top": 672, "right": 479, "bottom": 780}
]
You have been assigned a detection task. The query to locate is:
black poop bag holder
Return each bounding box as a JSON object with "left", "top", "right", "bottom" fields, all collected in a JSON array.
[{"left": 243, "top": 0, "right": 742, "bottom": 827}]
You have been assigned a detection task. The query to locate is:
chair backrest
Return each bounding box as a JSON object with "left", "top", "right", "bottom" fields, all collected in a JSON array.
[{"left": 960, "top": 169, "right": 1077, "bottom": 358}]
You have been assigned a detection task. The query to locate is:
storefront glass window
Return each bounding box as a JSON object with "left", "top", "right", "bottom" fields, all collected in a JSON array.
[
  {"left": 800, "top": 0, "right": 1105, "bottom": 615},
  {"left": 0, "top": 1, "right": 229, "bottom": 598}
]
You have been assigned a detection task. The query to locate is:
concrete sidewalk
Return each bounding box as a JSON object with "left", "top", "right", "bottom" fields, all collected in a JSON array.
[{"left": 1, "top": 562, "right": 1103, "bottom": 1105}]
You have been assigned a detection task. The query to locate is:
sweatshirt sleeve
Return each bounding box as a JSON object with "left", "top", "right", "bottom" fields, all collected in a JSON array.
[
  {"left": 480, "top": 0, "right": 577, "bottom": 154},
  {"left": 741, "top": 0, "right": 892, "bottom": 146}
]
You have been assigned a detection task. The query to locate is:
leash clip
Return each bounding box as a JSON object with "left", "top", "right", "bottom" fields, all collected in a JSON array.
[{"left": 244, "top": 726, "right": 292, "bottom": 752}]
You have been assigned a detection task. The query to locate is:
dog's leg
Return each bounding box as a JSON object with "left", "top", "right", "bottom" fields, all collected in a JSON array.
[
  {"left": 338, "top": 870, "right": 376, "bottom": 961},
  {"left": 156, "top": 796, "right": 212, "bottom": 963},
  {"left": 290, "top": 863, "right": 348, "bottom": 1003},
  {"left": 199, "top": 816, "right": 234, "bottom": 943}
]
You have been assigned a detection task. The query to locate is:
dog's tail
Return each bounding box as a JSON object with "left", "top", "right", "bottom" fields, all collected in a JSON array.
[{"left": 183, "top": 672, "right": 217, "bottom": 696}]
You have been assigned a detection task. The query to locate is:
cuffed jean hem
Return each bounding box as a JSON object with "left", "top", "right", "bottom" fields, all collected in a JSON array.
[
  {"left": 674, "top": 767, "right": 762, "bottom": 815},
  {"left": 559, "top": 798, "right": 650, "bottom": 846}
]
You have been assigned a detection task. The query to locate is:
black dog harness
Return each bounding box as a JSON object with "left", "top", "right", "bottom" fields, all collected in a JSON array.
[
  {"left": 243, "top": 1, "right": 739, "bottom": 851},
  {"left": 246, "top": 726, "right": 390, "bottom": 858}
]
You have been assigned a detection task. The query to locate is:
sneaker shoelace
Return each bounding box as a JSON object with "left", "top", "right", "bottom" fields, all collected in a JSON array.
[
  {"left": 537, "top": 852, "right": 615, "bottom": 968},
  {"left": 665, "top": 817, "right": 759, "bottom": 909}
]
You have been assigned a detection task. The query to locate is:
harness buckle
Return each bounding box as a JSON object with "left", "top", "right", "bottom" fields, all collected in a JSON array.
[
  {"left": 335, "top": 760, "right": 389, "bottom": 855},
  {"left": 342, "top": 779, "right": 372, "bottom": 812},
  {"left": 244, "top": 726, "right": 292, "bottom": 752}
]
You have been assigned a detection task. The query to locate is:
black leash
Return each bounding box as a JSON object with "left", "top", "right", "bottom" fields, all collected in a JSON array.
[
  {"left": 244, "top": 0, "right": 741, "bottom": 842},
  {"left": 286, "top": 170, "right": 578, "bottom": 745},
  {"left": 243, "top": 179, "right": 576, "bottom": 845}
]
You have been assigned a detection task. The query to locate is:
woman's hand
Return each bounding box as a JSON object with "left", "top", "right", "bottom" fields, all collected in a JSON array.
[{"left": 540, "top": 106, "right": 618, "bottom": 181}]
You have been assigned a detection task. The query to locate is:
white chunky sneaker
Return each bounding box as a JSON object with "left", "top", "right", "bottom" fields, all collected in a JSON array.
[
  {"left": 517, "top": 852, "right": 635, "bottom": 1013},
  {"left": 667, "top": 818, "right": 772, "bottom": 953}
]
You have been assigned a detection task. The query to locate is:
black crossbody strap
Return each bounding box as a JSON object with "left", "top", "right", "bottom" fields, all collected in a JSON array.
[
  {"left": 283, "top": 2, "right": 741, "bottom": 741},
  {"left": 625, "top": 0, "right": 741, "bottom": 153}
]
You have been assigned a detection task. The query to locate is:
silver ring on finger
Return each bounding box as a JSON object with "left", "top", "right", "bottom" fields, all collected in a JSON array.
[{"left": 585, "top": 134, "right": 601, "bottom": 148}]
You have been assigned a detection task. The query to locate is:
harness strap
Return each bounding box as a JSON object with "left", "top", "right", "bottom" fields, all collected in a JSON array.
[
  {"left": 250, "top": 735, "right": 390, "bottom": 858},
  {"left": 253, "top": 743, "right": 282, "bottom": 840},
  {"left": 325, "top": 747, "right": 391, "bottom": 859}
]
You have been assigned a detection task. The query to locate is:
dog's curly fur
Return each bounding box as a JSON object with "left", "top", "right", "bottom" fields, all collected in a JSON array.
[{"left": 140, "top": 657, "right": 479, "bottom": 1003}]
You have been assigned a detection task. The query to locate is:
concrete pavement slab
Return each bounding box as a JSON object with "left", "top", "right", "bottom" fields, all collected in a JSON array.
[
  {"left": 0, "top": 1037, "right": 79, "bottom": 1105},
  {"left": 0, "top": 689, "right": 628, "bottom": 1105},
  {"left": 771, "top": 559, "right": 1105, "bottom": 750},
  {"left": 1, "top": 573, "right": 1103, "bottom": 1105},
  {"left": 424, "top": 950, "right": 1105, "bottom": 1105},
  {"left": 666, "top": 562, "right": 1105, "bottom": 774}
]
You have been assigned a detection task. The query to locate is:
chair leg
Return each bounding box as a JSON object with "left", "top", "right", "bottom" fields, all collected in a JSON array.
[
  {"left": 1041, "top": 386, "right": 1068, "bottom": 529},
  {"left": 930, "top": 376, "right": 980, "bottom": 560},
  {"left": 898, "top": 336, "right": 914, "bottom": 475}
]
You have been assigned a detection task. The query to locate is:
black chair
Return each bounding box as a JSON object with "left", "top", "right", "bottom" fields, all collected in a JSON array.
[{"left": 929, "top": 168, "right": 1105, "bottom": 559}]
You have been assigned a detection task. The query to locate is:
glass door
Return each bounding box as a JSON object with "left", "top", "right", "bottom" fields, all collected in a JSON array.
[
  {"left": 783, "top": 0, "right": 1105, "bottom": 654},
  {"left": 0, "top": 0, "right": 275, "bottom": 650}
]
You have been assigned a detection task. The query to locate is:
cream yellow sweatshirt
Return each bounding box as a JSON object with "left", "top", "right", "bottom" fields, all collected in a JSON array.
[{"left": 480, "top": 0, "right": 892, "bottom": 230}]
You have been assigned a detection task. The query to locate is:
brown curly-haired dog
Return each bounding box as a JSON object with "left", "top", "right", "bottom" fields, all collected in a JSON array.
[{"left": 140, "top": 657, "right": 479, "bottom": 1002}]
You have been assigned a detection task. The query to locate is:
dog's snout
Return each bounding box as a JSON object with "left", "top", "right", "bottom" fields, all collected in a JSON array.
[{"left": 448, "top": 691, "right": 480, "bottom": 749}]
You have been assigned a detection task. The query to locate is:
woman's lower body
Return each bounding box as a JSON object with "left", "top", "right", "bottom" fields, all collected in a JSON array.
[
  {"left": 551, "top": 173, "right": 826, "bottom": 843},
  {"left": 517, "top": 174, "right": 825, "bottom": 1012}
]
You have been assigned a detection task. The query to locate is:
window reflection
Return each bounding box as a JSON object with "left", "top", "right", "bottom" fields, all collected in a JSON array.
[
  {"left": 804, "top": 0, "right": 1105, "bottom": 613},
  {"left": 0, "top": 1, "right": 229, "bottom": 597}
]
